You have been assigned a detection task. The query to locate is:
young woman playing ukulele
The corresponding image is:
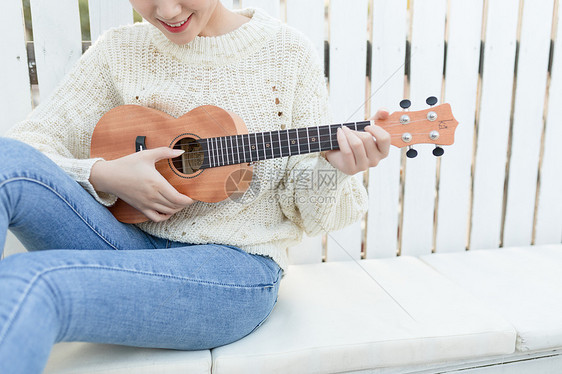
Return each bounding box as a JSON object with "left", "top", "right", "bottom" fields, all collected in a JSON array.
[{"left": 0, "top": 0, "right": 390, "bottom": 372}]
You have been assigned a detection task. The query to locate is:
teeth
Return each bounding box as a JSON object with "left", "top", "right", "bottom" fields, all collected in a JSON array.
[{"left": 165, "top": 19, "right": 188, "bottom": 27}]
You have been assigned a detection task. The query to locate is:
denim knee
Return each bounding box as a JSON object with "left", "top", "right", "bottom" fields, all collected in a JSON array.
[{"left": 0, "top": 253, "right": 63, "bottom": 343}]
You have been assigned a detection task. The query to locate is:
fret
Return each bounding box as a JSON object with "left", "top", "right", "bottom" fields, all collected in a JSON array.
[
  {"left": 220, "top": 137, "right": 225, "bottom": 166},
  {"left": 297, "top": 128, "right": 309, "bottom": 154},
  {"left": 261, "top": 132, "right": 267, "bottom": 161},
  {"left": 206, "top": 138, "right": 213, "bottom": 168},
  {"left": 239, "top": 134, "right": 244, "bottom": 163},
  {"left": 238, "top": 135, "right": 243, "bottom": 163},
  {"left": 306, "top": 127, "right": 311, "bottom": 154},
  {"left": 253, "top": 133, "right": 259, "bottom": 162},
  {"left": 224, "top": 137, "right": 229, "bottom": 166},
  {"left": 271, "top": 131, "right": 281, "bottom": 158},
  {"left": 285, "top": 129, "right": 292, "bottom": 156},
  {"left": 295, "top": 127, "right": 300, "bottom": 155},
  {"left": 309, "top": 126, "right": 320, "bottom": 153},
  {"left": 221, "top": 137, "right": 226, "bottom": 166},
  {"left": 215, "top": 137, "right": 220, "bottom": 166},
  {"left": 317, "top": 125, "right": 329, "bottom": 152},
  {"left": 227, "top": 136, "right": 231, "bottom": 165},
  {"left": 288, "top": 129, "right": 299, "bottom": 155},
  {"left": 342, "top": 122, "right": 354, "bottom": 131},
  {"left": 213, "top": 138, "right": 221, "bottom": 166},
  {"left": 230, "top": 136, "right": 234, "bottom": 165},
  {"left": 279, "top": 130, "right": 289, "bottom": 157},
  {"left": 246, "top": 134, "right": 251, "bottom": 162},
  {"left": 228, "top": 137, "right": 232, "bottom": 164},
  {"left": 269, "top": 131, "right": 275, "bottom": 159},
  {"left": 214, "top": 137, "right": 220, "bottom": 167},
  {"left": 334, "top": 124, "right": 342, "bottom": 150},
  {"left": 231, "top": 136, "right": 236, "bottom": 165},
  {"left": 243, "top": 134, "right": 249, "bottom": 163},
  {"left": 209, "top": 138, "right": 213, "bottom": 167},
  {"left": 357, "top": 120, "right": 370, "bottom": 131},
  {"left": 235, "top": 135, "right": 241, "bottom": 164}
]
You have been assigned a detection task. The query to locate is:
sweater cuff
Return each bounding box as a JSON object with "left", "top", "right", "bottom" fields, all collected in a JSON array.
[
  {"left": 76, "top": 158, "right": 118, "bottom": 207},
  {"left": 313, "top": 154, "right": 354, "bottom": 195}
]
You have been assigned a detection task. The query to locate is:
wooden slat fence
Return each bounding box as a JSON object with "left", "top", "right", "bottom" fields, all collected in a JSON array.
[{"left": 1, "top": 0, "right": 560, "bottom": 261}]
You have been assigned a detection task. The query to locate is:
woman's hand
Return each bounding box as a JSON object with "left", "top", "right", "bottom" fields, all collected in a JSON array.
[
  {"left": 90, "top": 147, "right": 194, "bottom": 222},
  {"left": 323, "top": 109, "right": 392, "bottom": 175}
]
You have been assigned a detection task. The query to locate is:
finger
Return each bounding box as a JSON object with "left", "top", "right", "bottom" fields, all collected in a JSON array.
[
  {"left": 144, "top": 147, "right": 185, "bottom": 163},
  {"left": 365, "top": 125, "right": 391, "bottom": 157},
  {"left": 343, "top": 126, "right": 369, "bottom": 171},
  {"left": 356, "top": 131, "right": 383, "bottom": 167},
  {"left": 142, "top": 209, "right": 173, "bottom": 223},
  {"left": 336, "top": 127, "right": 355, "bottom": 164},
  {"left": 370, "top": 108, "right": 390, "bottom": 121},
  {"left": 158, "top": 189, "right": 193, "bottom": 209},
  {"left": 156, "top": 177, "right": 194, "bottom": 207},
  {"left": 151, "top": 202, "right": 183, "bottom": 216}
]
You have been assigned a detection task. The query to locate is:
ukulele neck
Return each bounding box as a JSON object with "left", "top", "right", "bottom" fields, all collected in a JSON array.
[{"left": 200, "top": 120, "right": 372, "bottom": 169}]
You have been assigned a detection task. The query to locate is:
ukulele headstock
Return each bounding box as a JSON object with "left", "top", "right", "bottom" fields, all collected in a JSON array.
[{"left": 381, "top": 97, "right": 459, "bottom": 158}]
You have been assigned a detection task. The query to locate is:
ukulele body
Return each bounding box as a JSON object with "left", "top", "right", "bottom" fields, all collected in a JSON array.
[{"left": 90, "top": 105, "right": 253, "bottom": 223}]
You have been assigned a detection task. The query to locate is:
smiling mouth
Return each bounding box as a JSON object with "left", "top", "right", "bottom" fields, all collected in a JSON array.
[
  {"left": 158, "top": 14, "right": 193, "bottom": 32},
  {"left": 163, "top": 18, "right": 188, "bottom": 27}
]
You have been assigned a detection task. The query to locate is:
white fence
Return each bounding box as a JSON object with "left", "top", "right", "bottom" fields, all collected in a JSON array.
[{"left": 1, "top": 0, "right": 561, "bottom": 262}]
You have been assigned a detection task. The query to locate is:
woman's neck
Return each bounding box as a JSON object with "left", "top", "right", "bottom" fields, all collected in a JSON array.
[{"left": 199, "top": 2, "right": 250, "bottom": 37}]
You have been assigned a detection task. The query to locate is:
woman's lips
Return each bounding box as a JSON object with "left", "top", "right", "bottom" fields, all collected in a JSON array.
[{"left": 158, "top": 14, "right": 192, "bottom": 33}]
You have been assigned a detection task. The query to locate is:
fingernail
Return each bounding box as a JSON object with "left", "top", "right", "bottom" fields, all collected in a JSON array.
[{"left": 173, "top": 149, "right": 185, "bottom": 155}]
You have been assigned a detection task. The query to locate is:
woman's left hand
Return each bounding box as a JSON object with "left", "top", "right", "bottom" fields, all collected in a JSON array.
[{"left": 323, "top": 109, "right": 391, "bottom": 175}]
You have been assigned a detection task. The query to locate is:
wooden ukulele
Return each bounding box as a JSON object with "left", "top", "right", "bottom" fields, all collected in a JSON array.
[{"left": 90, "top": 98, "right": 458, "bottom": 223}]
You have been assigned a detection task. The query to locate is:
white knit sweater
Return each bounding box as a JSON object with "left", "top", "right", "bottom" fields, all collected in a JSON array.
[{"left": 6, "top": 8, "right": 368, "bottom": 270}]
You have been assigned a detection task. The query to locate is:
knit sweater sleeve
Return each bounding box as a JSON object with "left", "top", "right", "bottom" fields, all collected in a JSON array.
[
  {"left": 277, "top": 43, "right": 368, "bottom": 237},
  {"left": 5, "top": 31, "right": 121, "bottom": 206}
]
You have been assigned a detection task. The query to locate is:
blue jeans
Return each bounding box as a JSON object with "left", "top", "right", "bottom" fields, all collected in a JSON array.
[{"left": 0, "top": 138, "right": 282, "bottom": 373}]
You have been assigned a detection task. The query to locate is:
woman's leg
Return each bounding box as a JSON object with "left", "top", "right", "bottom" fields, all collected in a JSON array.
[
  {"left": 0, "top": 245, "right": 282, "bottom": 373},
  {"left": 0, "top": 138, "right": 282, "bottom": 373},
  {"left": 0, "top": 137, "right": 164, "bottom": 252}
]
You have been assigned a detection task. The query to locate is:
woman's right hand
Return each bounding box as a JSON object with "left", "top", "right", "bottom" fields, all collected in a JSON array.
[{"left": 89, "top": 147, "right": 194, "bottom": 222}]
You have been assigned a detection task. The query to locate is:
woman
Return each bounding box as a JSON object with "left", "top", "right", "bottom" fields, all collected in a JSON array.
[{"left": 0, "top": 0, "right": 390, "bottom": 372}]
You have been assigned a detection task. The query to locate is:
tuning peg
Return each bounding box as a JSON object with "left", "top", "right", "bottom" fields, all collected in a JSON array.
[
  {"left": 432, "top": 146, "right": 444, "bottom": 157},
  {"left": 406, "top": 147, "right": 418, "bottom": 158},
  {"left": 399, "top": 99, "right": 411, "bottom": 109},
  {"left": 426, "top": 96, "right": 438, "bottom": 106}
]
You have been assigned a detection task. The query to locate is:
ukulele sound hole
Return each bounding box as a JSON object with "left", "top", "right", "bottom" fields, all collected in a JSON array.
[{"left": 172, "top": 137, "right": 204, "bottom": 174}]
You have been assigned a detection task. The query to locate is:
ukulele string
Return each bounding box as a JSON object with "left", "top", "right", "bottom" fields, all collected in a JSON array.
[
  {"left": 172, "top": 130, "right": 442, "bottom": 164},
  {"left": 171, "top": 115, "right": 452, "bottom": 164}
]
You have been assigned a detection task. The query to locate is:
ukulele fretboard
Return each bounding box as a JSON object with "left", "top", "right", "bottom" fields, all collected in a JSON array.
[{"left": 199, "top": 121, "right": 372, "bottom": 169}]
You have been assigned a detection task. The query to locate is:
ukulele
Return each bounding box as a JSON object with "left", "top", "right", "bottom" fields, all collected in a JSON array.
[{"left": 90, "top": 98, "right": 458, "bottom": 223}]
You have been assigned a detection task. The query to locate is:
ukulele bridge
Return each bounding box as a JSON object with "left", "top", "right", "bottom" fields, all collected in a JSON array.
[{"left": 135, "top": 136, "right": 147, "bottom": 152}]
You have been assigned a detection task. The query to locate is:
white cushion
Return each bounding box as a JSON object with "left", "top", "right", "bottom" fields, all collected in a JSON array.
[
  {"left": 421, "top": 244, "right": 562, "bottom": 352},
  {"left": 211, "top": 257, "right": 515, "bottom": 374},
  {"left": 44, "top": 342, "right": 211, "bottom": 374}
]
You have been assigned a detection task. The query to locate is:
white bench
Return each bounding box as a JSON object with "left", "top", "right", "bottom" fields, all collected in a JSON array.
[{"left": 2, "top": 0, "right": 561, "bottom": 373}]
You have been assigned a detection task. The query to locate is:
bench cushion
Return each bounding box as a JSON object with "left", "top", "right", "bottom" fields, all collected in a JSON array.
[
  {"left": 421, "top": 243, "right": 562, "bottom": 352},
  {"left": 211, "top": 256, "right": 515, "bottom": 373},
  {"left": 44, "top": 342, "right": 211, "bottom": 374}
]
